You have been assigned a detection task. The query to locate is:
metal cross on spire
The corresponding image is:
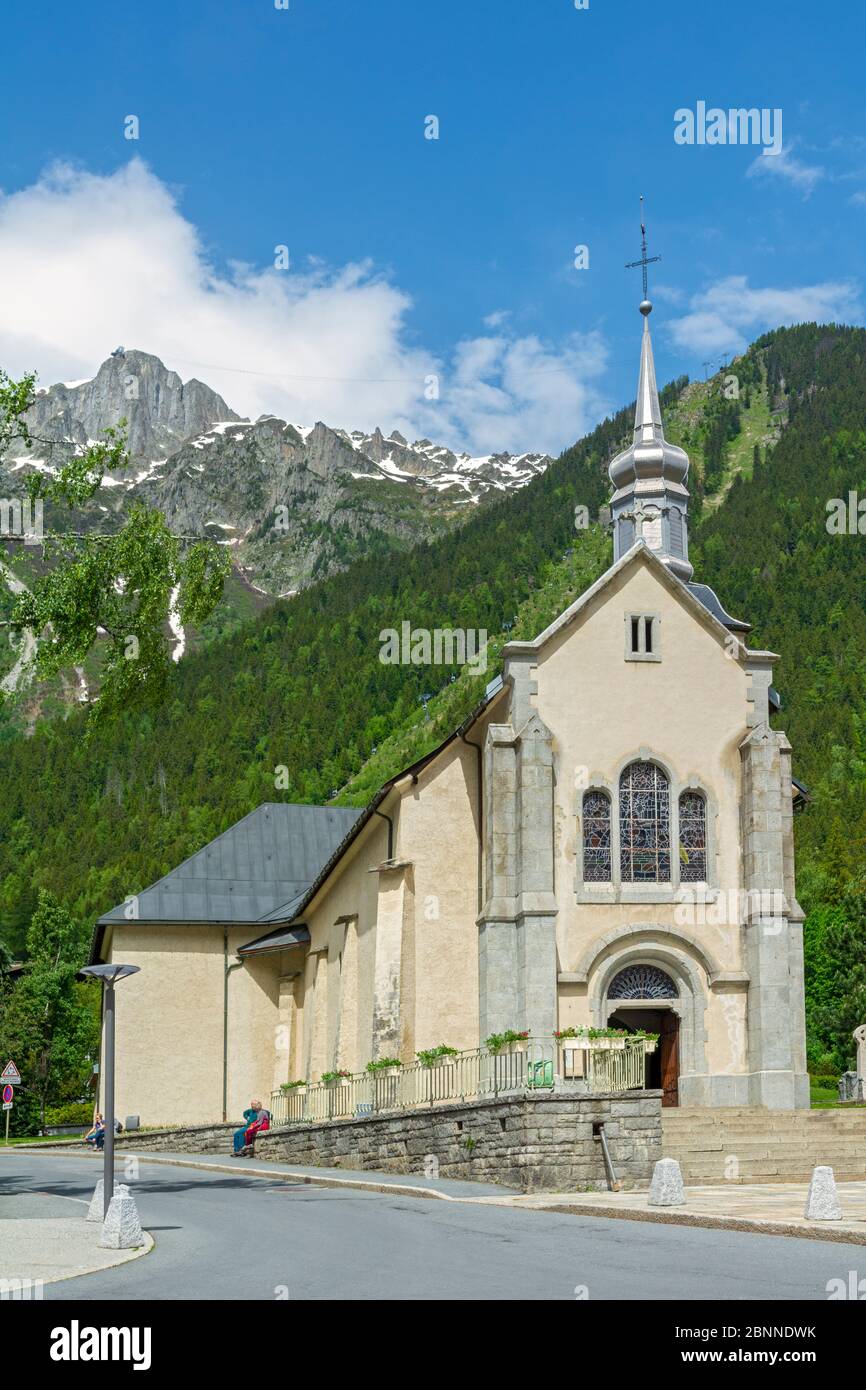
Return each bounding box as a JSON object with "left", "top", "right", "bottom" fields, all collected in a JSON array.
[{"left": 625, "top": 195, "right": 662, "bottom": 306}]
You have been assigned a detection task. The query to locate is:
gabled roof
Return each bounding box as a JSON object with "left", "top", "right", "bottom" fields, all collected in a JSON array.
[
  {"left": 89, "top": 803, "right": 362, "bottom": 959},
  {"left": 502, "top": 541, "right": 755, "bottom": 659}
]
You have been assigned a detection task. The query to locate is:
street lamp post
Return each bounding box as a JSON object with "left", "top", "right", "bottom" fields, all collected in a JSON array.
[{"left": 80, "top": 964, "right": 140, "bottom": 1219}]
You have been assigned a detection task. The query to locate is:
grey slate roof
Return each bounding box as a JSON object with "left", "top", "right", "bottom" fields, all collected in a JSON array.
[
  {"left": 96, "top": 803, "right": 362, "bottom": 927},
  {"left": 686, "top": 582, "right": 751, "bottom": 633},
  {"left": 238, "top": 925, "right": 311, "bottom": 956}
]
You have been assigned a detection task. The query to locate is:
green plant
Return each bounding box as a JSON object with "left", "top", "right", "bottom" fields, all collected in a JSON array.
[
  {"left": 462, "top": 1136, "right": 477, "bottom": 1153},
  {"left": 320, "top": 1069, "right": 351, "bottom": 1084},
  {"left": 484, "top": 1029, "right": 530, "bottom": 1052},
  {"left": 44, "top": 1102, "right": 92, "bottom": 1127},
  {"left": 279, "top": 1080, "right": 306, "bottom": 1092},
  {"left": 416, "top": 1044, "right": 459, "bottom": 1067},
  {"left": 365, "top": 1057, "right": 403, "bottom": 1072},
  {"left": 553, "top": 1026, "right": 630, "bottom": 1041}
]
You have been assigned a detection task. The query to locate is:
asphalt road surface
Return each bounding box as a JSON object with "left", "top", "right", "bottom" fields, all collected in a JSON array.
[{"left": 3, "top": 1152, "right": 862, "bottom": 1301}]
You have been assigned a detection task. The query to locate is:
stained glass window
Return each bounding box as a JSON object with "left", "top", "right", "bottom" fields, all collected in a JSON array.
[
  {"left": 609, "top": 964, "right": 677, "bottom": 999},
  {"left": 582, "top": 790, "right": 611, "bottom": 881},
  {"left": 619, "top": 761, "right": 670, "bottom": 882},
  {"left": 679, "top": 791, "right": 707, "bottom": 882}
]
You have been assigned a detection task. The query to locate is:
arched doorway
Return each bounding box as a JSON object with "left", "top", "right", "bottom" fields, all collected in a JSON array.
[{"left": 607, "top": 964, "right": 680, "bottom": 1107}]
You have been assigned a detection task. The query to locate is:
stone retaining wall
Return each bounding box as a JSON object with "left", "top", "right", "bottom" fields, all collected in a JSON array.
[{"left": 111, "top": 1090, "right": 662, "bottom": 1192}]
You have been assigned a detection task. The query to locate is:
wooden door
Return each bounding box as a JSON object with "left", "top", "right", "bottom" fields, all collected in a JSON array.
[{"left": 659, "top": 1011, "right": 679, "bottom": 1107}]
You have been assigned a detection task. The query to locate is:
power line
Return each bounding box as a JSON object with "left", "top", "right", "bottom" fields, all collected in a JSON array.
[{"left": 164, "top": 353, "right": 584, "bottom": 384}]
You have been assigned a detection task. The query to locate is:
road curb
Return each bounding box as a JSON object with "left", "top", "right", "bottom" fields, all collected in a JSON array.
[
  {"left": 9, "top": 1144, "right": 465, "bottom": 1203},
  {"left": 13, "top": 1147, "right": 866, "bottom": 1243},
  {"left": 133, "top": 1152, "right": 462, "bottom": 1201},
  {"left": 0, "top": 1218, "right": 155, "bottom": 1286},
  {"left": 500, "top": 1198, "right": 866, "bottom": 1245}
]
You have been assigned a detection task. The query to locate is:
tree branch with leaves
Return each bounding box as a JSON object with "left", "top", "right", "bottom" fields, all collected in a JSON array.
[{"left": 1, "top": 368, "right": 230, "bottom": 724}]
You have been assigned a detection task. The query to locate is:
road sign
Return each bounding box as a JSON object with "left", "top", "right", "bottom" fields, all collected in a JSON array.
[
  {"left": 1, "top": 1085, "right": 12, "bottom": 1104},
  {"left": 1, "top": 1061, "right": 20, "bottom": 1085},
  {"left": 2, "top": 1102, "right": 11, "bottom": 1111}
]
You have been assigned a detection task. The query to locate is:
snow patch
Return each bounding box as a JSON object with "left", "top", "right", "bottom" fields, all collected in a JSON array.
[
  {"left": 168, "top": 585, "right": 185, "bottom": 663},
  {"left": 210, "top": 420, "right": 252, "bottom": 436}
]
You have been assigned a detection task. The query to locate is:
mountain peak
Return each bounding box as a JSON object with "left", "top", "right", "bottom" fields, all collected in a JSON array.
[{"left": 26, "top": 350, "right": 240, "bottom": 464}]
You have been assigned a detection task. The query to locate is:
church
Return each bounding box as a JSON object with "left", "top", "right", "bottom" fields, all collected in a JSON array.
[{"left": 89, "top": 295, "right": 810, "bottom": 1127}]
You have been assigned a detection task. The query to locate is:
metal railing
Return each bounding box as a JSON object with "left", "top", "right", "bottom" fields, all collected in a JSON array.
[
  {"left": 559, "top": 1039, "right": 648, "bottom": 1092},
  {"left": 269, "top": 1037, "right": 649, "bottom": 1127}
]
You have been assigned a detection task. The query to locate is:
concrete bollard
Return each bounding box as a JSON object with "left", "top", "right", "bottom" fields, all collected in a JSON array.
[
  {"left": 86, "top": 1179, "right": 123, "bottom": 1222},
  {"left": 648, "top": 1157, "right": 686, "bottom": 1207},
  {"left": 804, "top": 1165, "right": 842, "bottom": 1221},
  {"left": 98, "top": 1184, "right": 145, "bottom": 1249}
]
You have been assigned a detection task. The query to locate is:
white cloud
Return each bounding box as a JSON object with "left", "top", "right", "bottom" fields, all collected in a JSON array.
[
  {"left": 0, "top": 160, "right": 608, "bottom": 456},
  {"left": 652, "top": 283, "right": 687, "bottom": 307},
  {"left": 668, "top": 275, "right": 862, "bottom": 356},
  {"left": 746, "top": 144, "right": 825, "bottom": 196},
  {"left": 482, "top": 309, "right": 511, "bottom": 328},
  {"left": 443, "top": 330, "right": 610, "bottom": 459}
]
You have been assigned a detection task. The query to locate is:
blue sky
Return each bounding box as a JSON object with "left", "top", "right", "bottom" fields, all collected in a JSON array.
[{"left": 1, "top": 0, "right": 864, "bottom": 453}]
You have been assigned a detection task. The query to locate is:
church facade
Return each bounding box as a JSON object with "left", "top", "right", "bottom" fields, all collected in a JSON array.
[{"left": 92, "top": 301, "right": 809, "bottom": 1126}]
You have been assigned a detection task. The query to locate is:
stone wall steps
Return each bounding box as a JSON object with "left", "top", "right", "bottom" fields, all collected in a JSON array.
[
  {"left": 668, "top": 1120, "right": 866, "bottom": 1135},
  {"left": 662, "top": 1106, "right": 866, "bottom": 1182},
  {"left": 673, "top": 1139, "right": 866, "bottom": 1154},
  {"left": 665, "top": 1116, "right": 866, "bottom": 1132},
  {"left": 675, "top": 1168, "right": 866, "bottom": 1185}
]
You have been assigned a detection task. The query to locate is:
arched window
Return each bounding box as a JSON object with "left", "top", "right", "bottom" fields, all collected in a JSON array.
[
  {"left": 582, "top": 790, "right": 611, "bottom": 881},
  {"left": 679, "top": 791, "right": 707, "bottom": 882},
  {"left": 619, "top": 761, "right": 670, "bottom": 882},
  {"left": 608, "top": 964, "right": 678, "bottom": 1000}
]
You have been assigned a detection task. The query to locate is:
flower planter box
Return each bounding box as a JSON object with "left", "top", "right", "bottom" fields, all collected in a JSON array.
[
  {"left": 490, "top": 1041, "right": 527, "bottom": 1056},
  {"left": 585, "top": 1037, "right": 626, "bottom": 1051}
]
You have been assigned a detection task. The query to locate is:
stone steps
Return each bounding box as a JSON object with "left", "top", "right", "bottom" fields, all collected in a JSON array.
[
  {"left": 661, "top": 1107, "right": 866, "bottom": 1182},
  {"left": 669, "top": 1146, "right": 866, "bottom": 1154}
]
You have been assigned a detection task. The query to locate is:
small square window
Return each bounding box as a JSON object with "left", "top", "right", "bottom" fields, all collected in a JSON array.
[{"left": 625, "top": 612, "right": 661, "bottom": 662}]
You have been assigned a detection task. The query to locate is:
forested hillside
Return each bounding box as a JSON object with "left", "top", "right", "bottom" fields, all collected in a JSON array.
[{"left": 1, "top": 322, "right": 865, "bottom": 1068}]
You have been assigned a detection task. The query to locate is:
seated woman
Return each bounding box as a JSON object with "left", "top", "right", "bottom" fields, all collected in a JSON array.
[
  {"left": 84, "top": 1114, "right": 105, "bottom": 1150},
  {"left": 238, "top": 1101, "right": 271, "bottom": 1158},
  {"left": 233, "top": 1102, "right": 260, "bottom": 1156}
]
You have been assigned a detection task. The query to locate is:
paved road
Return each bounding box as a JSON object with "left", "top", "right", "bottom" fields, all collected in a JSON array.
[{"left": 3, "top": 1152, "right": 863, "bottom": 1301}]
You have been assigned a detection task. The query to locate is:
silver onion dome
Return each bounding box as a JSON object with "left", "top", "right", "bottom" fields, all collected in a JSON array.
[
  {"left": 608, "top": 303, "right": 690, "bottom": 493},
  {"left": 608, "top": 299, "right": 693, "bottom": 584}
]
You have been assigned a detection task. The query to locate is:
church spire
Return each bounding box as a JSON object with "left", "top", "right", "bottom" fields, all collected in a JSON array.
[
  {"left": 634, "top": 302, "right": 664, "bottom": 443},
  {"left": 609, "top": 205, "right": 693, "bottom": 583}
]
